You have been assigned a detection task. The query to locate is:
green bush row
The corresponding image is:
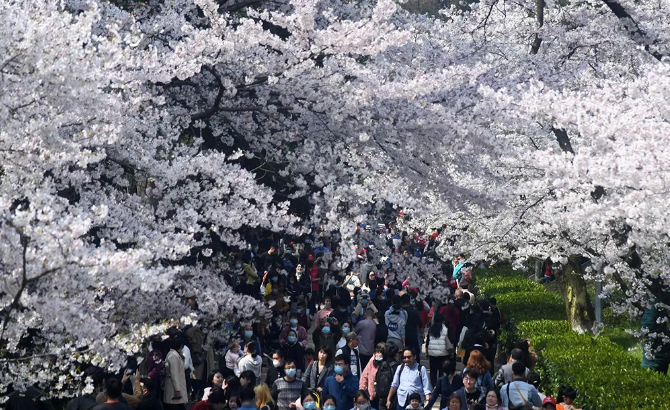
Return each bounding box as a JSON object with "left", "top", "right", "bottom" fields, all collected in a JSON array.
[{"left": 478, "top": 267, "right": 670, "bottom": 410}]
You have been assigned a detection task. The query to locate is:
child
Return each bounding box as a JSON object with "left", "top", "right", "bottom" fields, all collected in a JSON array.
[
  {"left": 305, "top": 347, "right": 315, "bottom": 368},
  {"left": 406, "top": 392, "right": 423, "bottom": 410},
  {"left": 224, "top": 340, "right": 243, "bottom": 377}
]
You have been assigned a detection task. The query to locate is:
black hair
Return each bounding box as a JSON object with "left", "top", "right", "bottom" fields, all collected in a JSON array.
[
  {"left": 510, "top": 348, "right": 524, "bottom": 361},
  {"left": 386, "top": 343, "right": 399, "bottom": 361},
  {"left": 104, "top": 378, "right": 123, "bottom": 399},
  {"left": 430, "top": 313, "right": 445, "bottom": 338},
  {"left": 209, "top": 389, "right": 227, "bottom": 404},
  {"left": 322, "top": 394, "right": 337, "bottom": 406},
  {"left": 442, "top": 359, "right": 456, "bottom": 375},
  {"left": 285, "top": 359, "right": 297, "bottom": 368},
  {"left": 408, "top": 392, "right": 421, "bottom": 402},
  {"left": 403, "top": 347, "right": 417, "bottom": 358},
  {"left": 488, "top": 297, "right": 497, "bottom": 305},
  {"left": 319, "top": 346, "right": 332, "bottom": 362},
  {"left": 171, "top": 335, "right": 185, "bottom": 350},
  {"left": 140, "top": 377, "right": 155, "bottom": 393},
  {"left": 558, "top": 386, "right": 577, "bottom": 401},
  {"left": 225, "top": 375, "right": 241, "bottom": 391},
  {"left": 400, "top": 293, "right": 411, "bottom": 305},
  {"left": 462, "top": 368, "right": 478, "bottom": 379},
  {"left": 240, "top": 388, "right": 256, "bottom": 403},
  {"left": 334, "top": 354, "right": 350, "bottom": 366},
  {"left": 355, "top": 390, "right": 371, "bottom": 402},
  {"left": 512, "top": 361, "right": 526, "bottom": 376},
  {"left": 273, "top": 350, "right": 285, "bottom": 359},
  {"left": 528, "top": 372, "right": 541, "bottom": 387},
  {"left": 246, "top": 342, "right": 257, "bottom": 355},
  {"left": 470, "top": 404, "right": 486, "bottom": 410},
  {"left": 240, "top": 370, "right": 256, "bottom": 389},
  {"left": 228, "top": 396, "right": 242, "bottom": 408},
  {"left": 302, "top": 390, "right": 320, "bottom": 404},
  {"left": 305, "top": 347, "right": 315, "bottom": 356}
]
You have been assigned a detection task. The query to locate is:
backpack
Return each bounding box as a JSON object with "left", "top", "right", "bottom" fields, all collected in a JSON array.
[{"left": 375, "top": 362, "right": 395, "bottom": 398}]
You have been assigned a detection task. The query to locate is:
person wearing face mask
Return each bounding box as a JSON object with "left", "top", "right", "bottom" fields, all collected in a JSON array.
[
  {"left": 298, "top": 391, "right": 320, "bottom": 410},
  {"left": 336, "top": 320, "right": 354, "bottom": 352},
  {"left": 350, "top": 390, "right": 376, "bottom": 410},
  {"left": 353, "top": 292, "right": 378, "bottom": 325},
  {"left": 303, "top": 347, "right": 334, "bottom": 391},
  {"left": 314, "top": 317, "right": 341, "bottom": 355},
  {"left": 336, "top": 332, "right": 362, "bottom": 377},
  {"left": 359, "top": 347, "right": 387, "bottom": 410},
  {"left": 331, "top": 302, "right": 352, "bottom": 333},
  {"left": 239, "top": 325, "right": 263, "bottom": 360},
  {"left": 282, "top": 330, "right": 306, "bottom": 376},
  {"left": 295, "top": 302, "right": 311, "bottom": 330},
  {"left": 280, "top": 314, "right": 308, "bottom": 347},
  {"left": 271, "top": 361, "right": 308, "bottom": 410},
  {"left": 322, "top": 395, "right": 337, "bottom": 410},
  {"left": 322, "top": 355, "right": 360, "bottom": 410},
  {"left": 268, "top": 285, "right": 290, "bottom": 314},
  {"left": 265, "top": 351, "right": 286, "bottom": 387}
]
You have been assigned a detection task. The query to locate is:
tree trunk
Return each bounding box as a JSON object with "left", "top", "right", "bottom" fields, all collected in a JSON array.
[{"left": 561, "top": 258, "right": 596, "bottom": 333}]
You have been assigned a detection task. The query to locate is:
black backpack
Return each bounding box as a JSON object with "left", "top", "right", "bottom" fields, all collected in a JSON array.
[{"left": 375, "top": 362, "right": 394, "bottom": 398}]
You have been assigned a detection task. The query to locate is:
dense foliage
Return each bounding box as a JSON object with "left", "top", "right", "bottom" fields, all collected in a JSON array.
[{"left": 478, "top": 267, "right": 670, "bottom": 409}]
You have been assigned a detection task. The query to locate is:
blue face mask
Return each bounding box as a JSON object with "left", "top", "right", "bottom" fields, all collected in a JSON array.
[
  {"left": 334, "top": 365, "right": 344, "bottom": 375},
  {"left": 290, "top": 319, "right": 298, "bottom": 326},
  {"left": 285, "top": 368, "right": 297, "bottom": 377},
  {"left": 322, "top": 327, "right": 330, "bottom": 334},
  {"left": 325, "top": 406, "right": 336, "bottom": 410},
  {"left": 410, "top": 298, "right": 416, "bottom": 305},
  {"left": 272, "top": 277, "right": 278, "bottom": 282},
  {"left": 296, "top": 309, "right": 302, "bottom": 314},
  {"left": 357, "top": 405, "right": 370, "bottom": 410},
  {"left": 341, "top": 327, "right": 350, "bottom": 333},
  {"left": 375, "top": 356, "right": 383, "bottom": 361},
  {"left": 244, "top": 330, "right": 253, "bottom": 338},
  {"left": 288, "top": 336, "right": 297, "bottom": 343},
  {"left": 286, "top": 250, "right": 292, "bottom": 254},
  {"left": 361, "top": 299, "right": 368, "bottom": 306},
  {"left": 303, "top": 402, "right": 317, "bottom": 410}
]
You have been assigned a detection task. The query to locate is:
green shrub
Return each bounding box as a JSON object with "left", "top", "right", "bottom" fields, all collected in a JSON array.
[{"left": 476, "top": 267, "right": 670, "bottom": 410}]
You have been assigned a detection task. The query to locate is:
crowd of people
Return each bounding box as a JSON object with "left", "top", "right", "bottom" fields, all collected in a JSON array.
[{"left": 7, "top": 215, "right": 581, "bottom": 410}]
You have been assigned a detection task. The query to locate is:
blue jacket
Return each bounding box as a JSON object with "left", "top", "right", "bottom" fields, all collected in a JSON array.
[{"left": 322, "top": 371, "right": 360, "bottom": 410}]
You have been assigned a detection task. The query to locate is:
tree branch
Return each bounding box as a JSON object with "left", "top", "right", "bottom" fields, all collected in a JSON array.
[{"left": 190, "top": 66, "right": 225, "bottom": 122}]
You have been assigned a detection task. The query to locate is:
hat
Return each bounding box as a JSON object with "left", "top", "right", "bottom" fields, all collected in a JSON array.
[
  {"left": 542, "top": 397, "right": 557, "bottom": 405},
  {"left": 345, "top": 331, "right": 360, "bottom": 341}
]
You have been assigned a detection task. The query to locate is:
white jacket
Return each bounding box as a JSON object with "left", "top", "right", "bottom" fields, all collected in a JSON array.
[
  {"left": 238, "top": 354, "right": 263, "bottom": 378},
  {"left": 426, "top": 324, "right": 453, "bottom": 357}
]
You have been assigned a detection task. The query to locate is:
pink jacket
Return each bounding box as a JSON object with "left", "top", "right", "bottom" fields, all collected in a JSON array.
[{"left": 359, "top": 358, "right": 380, "bottom": 399}]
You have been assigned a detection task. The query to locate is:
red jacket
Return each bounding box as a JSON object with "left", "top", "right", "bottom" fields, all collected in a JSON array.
[{"left": 191, "top": 401, "right": 213, "bottom": 410}]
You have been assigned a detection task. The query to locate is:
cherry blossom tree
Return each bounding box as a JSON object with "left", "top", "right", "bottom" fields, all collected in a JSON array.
[{"left": 2, "top": 0, "right": 670, "bottom": 396}]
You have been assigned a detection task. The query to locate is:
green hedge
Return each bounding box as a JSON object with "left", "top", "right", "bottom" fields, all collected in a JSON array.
[{"left": 478, "top": 267, "right": 670, "bottom": 410}]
